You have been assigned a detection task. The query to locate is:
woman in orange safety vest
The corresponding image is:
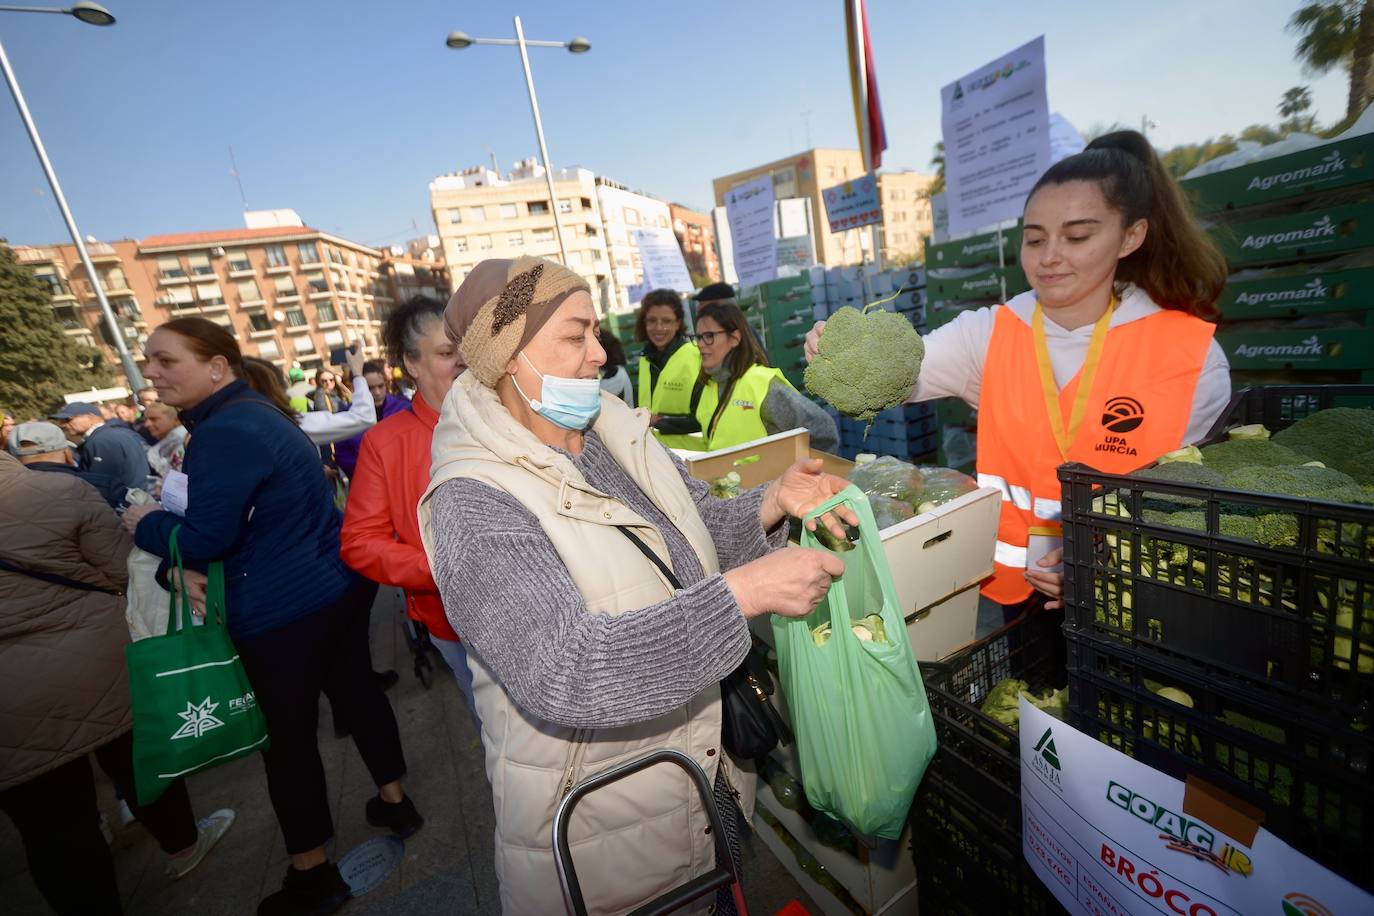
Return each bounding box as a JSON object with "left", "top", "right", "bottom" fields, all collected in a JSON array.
[{"left": 806, "top": 130, "right": 1231, "bottom": 622}]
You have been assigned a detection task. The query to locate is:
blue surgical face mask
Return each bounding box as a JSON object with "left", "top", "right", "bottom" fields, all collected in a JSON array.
[{"left": 512, "top": 352, "right": 602, "bottom": 430}]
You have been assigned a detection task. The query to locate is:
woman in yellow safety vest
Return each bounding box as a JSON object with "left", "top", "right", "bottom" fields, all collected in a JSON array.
[
  {"left": 638, "top": 289, "right": 708, "bottom": 449},
  {"left": 806, "top": 130, "right": 1232, "bottom": 623},
  {"left": 696, "top": 302, "right": 839, "bottom": 453}
]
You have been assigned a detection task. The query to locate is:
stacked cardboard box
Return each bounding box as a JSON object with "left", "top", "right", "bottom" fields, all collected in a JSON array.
[{"left": 1184, "top": 132, "right": 1374, "bottom": 386}]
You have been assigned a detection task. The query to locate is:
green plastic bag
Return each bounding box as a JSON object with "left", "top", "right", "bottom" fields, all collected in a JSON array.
[
  {"left": 126, "top": 526, "right": 268, "bottom": 804},
  {"left": 772, "top": 484, "right": 937, "bottom": 839}
]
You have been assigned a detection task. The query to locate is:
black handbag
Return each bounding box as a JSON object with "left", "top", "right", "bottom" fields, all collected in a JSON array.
[{"left": 616, "top": 526, "right": 792, "bottom": 759}]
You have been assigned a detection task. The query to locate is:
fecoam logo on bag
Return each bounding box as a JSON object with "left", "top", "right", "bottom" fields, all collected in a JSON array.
[{"left": 171, "top": 697, "right": 225, "bottom": 740}]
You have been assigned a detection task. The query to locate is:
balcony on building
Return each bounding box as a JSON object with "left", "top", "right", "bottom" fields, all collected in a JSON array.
[{"left": 87, "top": 241, "right": 120, "bottom": 262}]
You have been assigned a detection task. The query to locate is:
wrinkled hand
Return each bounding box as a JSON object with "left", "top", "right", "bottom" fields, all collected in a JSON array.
[
  {"left": 1024, "top": 548, "right": 1064, "bottom": 610},
  {"left": 323, "top": 466, "right": 339, "bottom": 481},
  {"left": 121, "top": 502, "right": 157, "bottom": 534},
  {"left": 762, "top": 458, "right": 858, "bottom": 538},
  {"left": 803, "top": 320, "right": 827, "bottom": 363},
  {"left": 177, "top": 569, "right": 209, "bottom": 617},
  {"left": 724, "top": 547, "right": 846, "bottom": 620},
  {"left": 343, "top": 343, "right": 366, "bottom": 377}
]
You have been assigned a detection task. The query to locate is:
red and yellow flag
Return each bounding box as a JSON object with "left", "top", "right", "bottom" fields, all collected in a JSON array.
[{"left": 845, "top": 0, "right": 887, "bottom": 172}]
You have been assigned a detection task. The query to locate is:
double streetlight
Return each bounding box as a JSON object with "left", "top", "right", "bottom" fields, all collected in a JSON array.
[
  {"left": 0, "top": 1, "right": 145, "bottom": 389},
  {"left": 446, "top": 17, "right": 590, "bottom": 266}
]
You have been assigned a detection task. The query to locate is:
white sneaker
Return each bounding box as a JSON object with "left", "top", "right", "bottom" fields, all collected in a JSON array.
[
  {"left": 117, "top": 798, "right": 136, "bottom": 827},
  {"left": 166, "top": 808, "right": 236, "bottom": 880}
]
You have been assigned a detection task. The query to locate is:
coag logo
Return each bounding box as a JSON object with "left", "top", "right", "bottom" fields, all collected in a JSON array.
[
  {"left": 1282, "top": 892, "right": 1335, "bottom": 915},
  {"left": 1102, "top": 396, "right": 1145, "bottom": 433}
]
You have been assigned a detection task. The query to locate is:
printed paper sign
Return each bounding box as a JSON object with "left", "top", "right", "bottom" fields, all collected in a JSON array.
[
  {"left": 632, "top": 228, "right": 693, "bottom": 294},
  {"left": 725, "top": 175, "right": 777, "bottom": 290},
  {"left": 1018, "top": 699, "right": 1372, "bottom": 915},
  {"left": 941, "top": 36, "right": 1051, "bottom": 236},
  {"left": 822, "top": 174, "right": 882, "bottom": 234}
]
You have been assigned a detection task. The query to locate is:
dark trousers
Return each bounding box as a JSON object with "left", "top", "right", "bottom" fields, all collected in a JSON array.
[
  {"left": 329, "top": 577, "right": 382, "bottom": 725},
  {"left": 0, "top": 731, "right": 197, "bottom": 916},
  {"left": 235, "top": 578, "right": 407, "bottom": 854}
]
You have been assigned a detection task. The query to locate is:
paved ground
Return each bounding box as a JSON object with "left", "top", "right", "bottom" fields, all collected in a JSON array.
[{"left": 0, "top": 589, "right": 816, "bottom": 915}]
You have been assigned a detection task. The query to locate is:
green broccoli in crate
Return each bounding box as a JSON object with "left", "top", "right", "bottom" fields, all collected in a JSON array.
[
  {"left": 977, "top": 678, "right": 1069, "bottom": 746},
  {"left": 1338, "top": 449, "right": 1374, "bottom": 487},
  {"left": 1200, "top": 439, "right": 1308, "bottom": 473},
  {"left": 1271, "top": 407, "right": 1374, "bottom": 468}
]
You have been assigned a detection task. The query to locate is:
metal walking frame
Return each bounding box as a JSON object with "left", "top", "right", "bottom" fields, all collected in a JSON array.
[{"left": 552, "top": 748, "right": 749, "bottom": 916}]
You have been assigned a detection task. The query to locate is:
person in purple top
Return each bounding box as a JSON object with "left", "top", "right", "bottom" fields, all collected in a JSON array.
[{"left": 332, "top": 361, "right": 409, "bottom": 481}]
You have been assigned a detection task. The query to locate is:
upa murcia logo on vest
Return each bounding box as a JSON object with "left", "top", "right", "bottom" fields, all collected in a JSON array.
[{"left": 1097, "top": 395, "right": 1144, "bottom": 456}]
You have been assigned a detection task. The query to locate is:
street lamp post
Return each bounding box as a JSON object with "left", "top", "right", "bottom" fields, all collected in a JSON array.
[
  {"left": 0, "top": 2, "right": 144, "bottom": 390},
  {"left": 446, "top": 17, "right": 590, "bottom": 267}
]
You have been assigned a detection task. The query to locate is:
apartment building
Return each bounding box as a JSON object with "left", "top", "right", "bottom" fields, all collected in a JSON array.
[
  {"left": 139, "top": 226, "right": 390, "bottom": 374},
  {"left": 381, "top": 236, "right": 451, "bottom": 307},
  {"left": 876, "top": 171, "right": 937, "bottom": 264},
  {"left": 668, "top": 204, "right": 721, "bottom": 284},
  {"left": 429, "top": 158, "right": 609, "bottom": 298},
  {"left": 712, "top": 148, "right": 935, "bottom": 267},
  {"left": 15, "top": 222, "right": 392, "bottom": 386}
]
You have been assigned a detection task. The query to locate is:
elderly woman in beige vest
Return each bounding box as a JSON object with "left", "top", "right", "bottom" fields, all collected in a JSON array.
[{"left": 420, "top": 256, "right": 851, "bottom": 915}]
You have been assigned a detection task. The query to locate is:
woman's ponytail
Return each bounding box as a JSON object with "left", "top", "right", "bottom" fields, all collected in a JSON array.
[{"left": 1029, "top": 130, "right": 1228, "bottom": 319}]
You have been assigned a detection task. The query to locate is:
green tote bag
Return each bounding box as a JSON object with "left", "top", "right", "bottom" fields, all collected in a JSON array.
[
  {"left": 127, "top": 526, "right": 269, "bottom": 804},
  {"left": 772, "top": 485, "right": 937, "bottom": 839}
]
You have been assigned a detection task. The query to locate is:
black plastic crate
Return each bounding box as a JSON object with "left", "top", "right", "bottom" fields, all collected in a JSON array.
[
  {"left": 1059, "top": 388, "right": 1374, "bottom": 718},
  {"left": 919, "top": 611, "right": 1067, "bottom": 822},
  {"left": 1203, "top": 383, "right": 1374, "bottom": 440},
  {"left": 1065, "top": 630, "right": 1372, "bottom": 891},
  {"left": 910, "top": 768, "right": 1064, "bottom": 915},
  {"left": 911, "top": 612, "right": 1068, "bottom": 911}
]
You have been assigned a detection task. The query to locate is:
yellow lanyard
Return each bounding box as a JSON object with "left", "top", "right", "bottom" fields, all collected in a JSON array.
[{"left": 1031, "top": 298, "right": 1115, "bottom": 462}]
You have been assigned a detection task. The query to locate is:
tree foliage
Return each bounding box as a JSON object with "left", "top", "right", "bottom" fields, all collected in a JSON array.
[
  {"left": 0, "top": 242, "right": 113, "bottom": 421},
  {"left": 1288, "top": 1, "right": 1374, "bottom": 119}
]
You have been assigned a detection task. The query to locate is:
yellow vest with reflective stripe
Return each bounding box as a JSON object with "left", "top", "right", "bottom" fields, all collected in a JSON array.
[
  {"left": 638, "top": 341, "right": 705, "bottom": 451},
  {"left": 696, "top": 364, "right": 789, "bottom": 451}
]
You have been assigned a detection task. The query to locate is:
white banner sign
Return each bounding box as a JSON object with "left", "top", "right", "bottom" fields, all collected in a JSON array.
[
  {"left": 1018, "top": 699, "right": 1372, "bottom": 916},
  {"left": 941, "top": 36, "right": 1051, "bottom": 236},
  {"left": 724, "top": 175, "right": 777, "bottom": 290},
  {"left": 632, "top": 228, "right": 693, "bottom": 294}
]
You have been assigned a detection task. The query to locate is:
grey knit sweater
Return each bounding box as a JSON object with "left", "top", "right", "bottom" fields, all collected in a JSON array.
[{"left": 428, "top": 431, "right": 784, "bottom": 729}]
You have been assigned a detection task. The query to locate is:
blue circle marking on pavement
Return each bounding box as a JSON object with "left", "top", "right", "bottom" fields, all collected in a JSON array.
[{"left": 339, "top": 835, "right": 405, "bottom": 896}]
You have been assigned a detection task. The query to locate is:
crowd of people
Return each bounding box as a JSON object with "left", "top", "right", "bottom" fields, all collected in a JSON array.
[{"left": 0, "top": 128, "right": 1231, "bottom": 916}]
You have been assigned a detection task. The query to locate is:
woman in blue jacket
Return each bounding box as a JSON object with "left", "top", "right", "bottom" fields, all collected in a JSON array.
[{"left": 122, "top": 317, "right": 421, "bottom": 916}]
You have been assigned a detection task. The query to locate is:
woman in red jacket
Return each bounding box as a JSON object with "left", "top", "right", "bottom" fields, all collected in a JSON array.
[{"left": 340, "top": 296, "right": 476, "bottom": 715}]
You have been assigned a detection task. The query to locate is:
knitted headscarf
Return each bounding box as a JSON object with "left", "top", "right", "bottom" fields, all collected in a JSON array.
[{"left": 444, "top": 256, "right": 590, "bottom": 387}]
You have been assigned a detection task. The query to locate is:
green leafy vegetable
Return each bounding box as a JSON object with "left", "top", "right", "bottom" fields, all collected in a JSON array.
[{"left": 805, "top": 303, "right": 924, "bottom": 423}]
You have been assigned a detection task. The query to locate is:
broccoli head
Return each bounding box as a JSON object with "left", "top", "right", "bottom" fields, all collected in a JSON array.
[
  {"left": 1135, "top": 461, "right": 1225, "bottom": 511},
  {"left": 1200, "top": 439, "right": 1308, "bottom": 473},
  {"left": 1339, "top": 449, "right": 1374, "bottom": 487},
  {"left": 1222, "top": 464, "right": 1361, "bottom": 500},
  {"left": 1272, "top": 407, "right": 1374, "bottom": 467},
  {"left": 804, "top": 304, "right": 924, "bottom": 422}
]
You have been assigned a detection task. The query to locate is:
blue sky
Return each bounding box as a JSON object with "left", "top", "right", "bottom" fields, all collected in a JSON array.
[{"left": 0, "top": 0, "right": 1349, "bottom": 248}]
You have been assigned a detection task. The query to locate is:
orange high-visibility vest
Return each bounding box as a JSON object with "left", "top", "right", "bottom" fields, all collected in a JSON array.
[{"left": 977, "top": 305, "right": 1215, "bottom": 604}]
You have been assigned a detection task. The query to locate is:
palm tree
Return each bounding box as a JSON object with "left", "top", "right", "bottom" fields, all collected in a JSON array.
[
  {"left": 1279, "top": 85, "right": 1316, "bottom": 130},
  {"left": 926, "top": 141, "right": 945, "bottom": 195},
  {"left": 1288, "top": 1, "right": 1374, "bottom": 120}
]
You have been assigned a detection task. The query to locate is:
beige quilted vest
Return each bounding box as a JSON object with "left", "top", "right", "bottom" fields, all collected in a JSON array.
[{"left": 419, "top": 372, "right": 744, "bottom": 915}]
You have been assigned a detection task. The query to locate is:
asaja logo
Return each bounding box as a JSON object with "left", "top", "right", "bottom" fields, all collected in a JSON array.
[
  {"left": 1233, "top": 277, "right": 1329, "bottom": 308},
  {"left": 1101, "top": 396, "right": 1145, "bottom": 434},
  {"left": 1031, "top": 727, "right": 1063, "bottom": 789},
  {"left": 1239, "top": 215, "right": 1337, "bottom": 251},
  {"left": 1245, "top": 149, "right": 1347, "bottom": 192},
  {"left": 171, "top": 697, "right": 224, "bottom": 740},
  {"left": 1281, "top": 891, "right": 1335, "bottom": 915}
]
